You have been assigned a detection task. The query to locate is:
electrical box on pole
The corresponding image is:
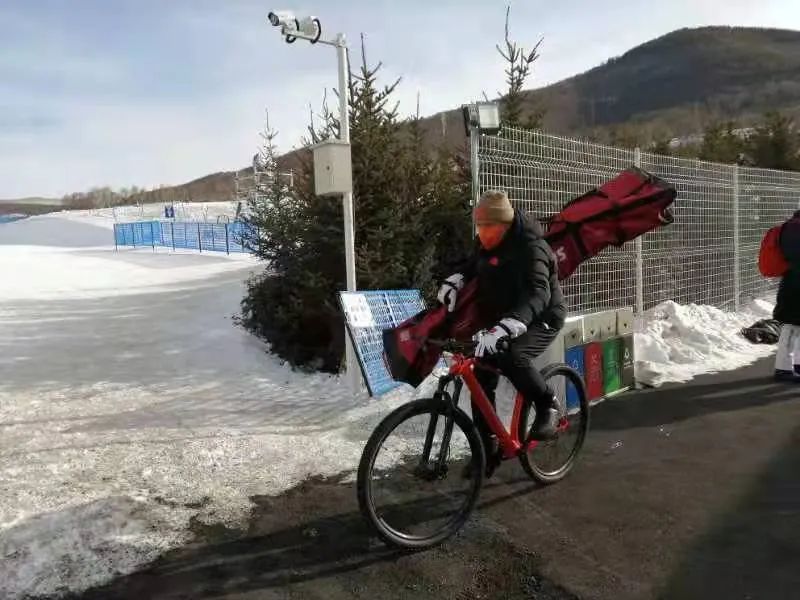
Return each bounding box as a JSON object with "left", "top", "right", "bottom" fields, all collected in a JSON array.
[{"left": 313, "top": 140, "right": 353, "bottom": 196}]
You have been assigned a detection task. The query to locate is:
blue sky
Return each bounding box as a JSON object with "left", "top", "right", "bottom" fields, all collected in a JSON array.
[{"left": 2, "top": 0, "right": 800, "bottom": 199}]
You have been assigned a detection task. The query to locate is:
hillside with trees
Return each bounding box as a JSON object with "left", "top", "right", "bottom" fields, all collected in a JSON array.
[{"left": 417, "top": 26, "right": 800, "bottom": 149}]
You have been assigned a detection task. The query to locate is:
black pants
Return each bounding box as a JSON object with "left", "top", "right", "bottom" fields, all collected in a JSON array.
[{"left": 472, "top": 323, "right": 561, "bottom": 448}]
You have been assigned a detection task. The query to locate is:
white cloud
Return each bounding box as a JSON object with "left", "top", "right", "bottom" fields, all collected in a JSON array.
[{"left": 3, "top": 0, "right": 800, "bottom": 198}]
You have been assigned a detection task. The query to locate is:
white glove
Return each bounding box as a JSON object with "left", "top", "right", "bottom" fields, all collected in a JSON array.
[
  {"left": 475, "top": 318, "right": 527, "bottom": 357},
  {"left": 437, "top": 273, "right": 464, "bottom": 312}
]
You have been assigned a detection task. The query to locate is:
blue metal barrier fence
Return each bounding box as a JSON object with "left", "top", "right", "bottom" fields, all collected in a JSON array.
[{"left": 113, "top": 221, "right": 251, "bottom": 254}]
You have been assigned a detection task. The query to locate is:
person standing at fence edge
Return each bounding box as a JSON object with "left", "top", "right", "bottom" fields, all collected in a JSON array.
[
  {"left": 773, "top": 210, "right": 800, "bottom": 382},
  {"left": 437, "top": 190, "right": 567, "bottom": 478}
]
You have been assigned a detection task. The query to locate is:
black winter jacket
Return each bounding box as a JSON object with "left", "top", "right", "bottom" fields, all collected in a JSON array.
[
  {"left": 458, "top": 210, "right": 567, "bottom": 329},
  {"left": 774, "top": 211, "right": 800, "bottom": 326}
]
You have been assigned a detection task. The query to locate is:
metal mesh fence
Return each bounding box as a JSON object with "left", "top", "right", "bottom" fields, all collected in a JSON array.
[
  {"left": 477, "top": 127, "right": 800, "bottom": 314},
  {"left": 637, "top": 152, "right": 736, "bottom": 309},
  {"left": 114, "top": 221, "right": 250, "bottom": 254},
  {"left": 738, "top": 167, "right": 800, "bottom": 304},
  {"left": 479, "top": 129, "right": 636, "bottom": 314}
]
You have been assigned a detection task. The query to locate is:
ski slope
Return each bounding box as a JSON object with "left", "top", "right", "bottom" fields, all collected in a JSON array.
[
  {"left": 0, "top": 205, "right": 778, "bottom": 598},
  {"left": 91, "top": 200, "right": 242, "bottom": 225}
]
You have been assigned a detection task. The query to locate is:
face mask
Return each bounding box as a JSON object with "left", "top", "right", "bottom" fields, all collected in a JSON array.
[{"left": 477, "top": 224, "right": 509, "bottom": 250}]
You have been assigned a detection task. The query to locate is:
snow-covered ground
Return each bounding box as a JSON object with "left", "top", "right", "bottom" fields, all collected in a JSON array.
[
  {"left": 0, "top": 205, "right": 778, "bottom": 598},
  {"left": 0, "top": 208, "right": 409, "bottom": 598}
]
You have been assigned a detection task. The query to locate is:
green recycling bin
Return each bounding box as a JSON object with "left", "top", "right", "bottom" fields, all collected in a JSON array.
[
  {"left": 603, "top": 337, "right": 622, "bottom": 395},
  {"left": 620, "top": 335, "right": 635, "bottom": 389}
]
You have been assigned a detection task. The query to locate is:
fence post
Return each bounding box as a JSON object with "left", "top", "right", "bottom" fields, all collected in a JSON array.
[
  {"left": 132, "top": 223, "right": 136, "bottom": 248},
  {"left": 171, "top": 221, "right": 176, "bottom": 251},
  {"left": 634, "top": 147, "right": 645, "bottom": 314},
  {"left": 225, "top": 224, "right": 230, "bottom": 255},
  {"left": 198, "top": 223, "right": 202, "bottom": 252},
  {"left": 733, "top": 165, "right": 741, "bottom": 311},
  {"left": 469, "top": 125, "right": 480, "bottom": 236},
  {"left": 211, "top": 224, "right": 216, "bottom": 251},
  {"left": 113, "top": 224, "right": 118, "bottom": 252},
  {"left": 150, "top": 221, "right": 155, "bottom": 252}
]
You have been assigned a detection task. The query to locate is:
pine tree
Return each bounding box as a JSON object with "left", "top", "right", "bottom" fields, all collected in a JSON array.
[
  {"left": 496, "top": 5, "right": 544, "bottom": 130},
  {"left": 239, "top": 40, "right": 471, "bottom": 372},
  {"left": 239, "top": 111, "right": 346, "bottom": 370},
  {"left": 348, "top": 36, "right": 409, "bottom": 289},
  {"left": 699, "top": 121, "right": 745, "bottom": 164},
  {"left": 650, "top": 138, "right": 673, "bottom": 156},
  {"left": 747, "top": 111, "right": 800, "bottom": 170},
  {"left": 399, "top": 98, "right": 472, "bottom": 296},
  {"left": 240, "top": 113, "right": 300, "bottom": 265},
  {"left": 423, "top": 147, "right": 473, "bottom": 284},
  {"left": 607, "top": 124, "right": 643, "bottom": 149}
]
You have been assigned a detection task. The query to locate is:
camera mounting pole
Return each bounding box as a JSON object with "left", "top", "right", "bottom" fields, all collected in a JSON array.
[{"left": 268, "top": 13, "right": 359, "bottom": 393}]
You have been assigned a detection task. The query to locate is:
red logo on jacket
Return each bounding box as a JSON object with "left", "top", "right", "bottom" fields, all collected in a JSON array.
[{"left": 488, "top": 256, "right": 499, "bottom": 266}]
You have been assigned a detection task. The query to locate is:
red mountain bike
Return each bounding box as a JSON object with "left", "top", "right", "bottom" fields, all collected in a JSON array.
[{"left": 357, "top": 339, "right": 589, "bottom": 549}]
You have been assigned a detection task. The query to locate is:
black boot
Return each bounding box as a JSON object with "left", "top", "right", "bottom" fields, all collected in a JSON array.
[
  {"left": 529, "top": 395, "right": 560, "bottom": 441},
  {"left": 775, "top": 369, "right": 800, "bottom": 382}
]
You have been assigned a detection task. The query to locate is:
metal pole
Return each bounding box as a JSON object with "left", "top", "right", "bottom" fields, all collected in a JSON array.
[
  {"left": 335, "top": 33, "right": 360, "bottom": 394},
  {"left": 225, "top": 223, "right": 230, "bottom": 255},
  {"left": 634, "top": 147, "right": 645, "bottom": 314},
  {"left": 733, "top": 165, "right": 741, "bottom": 311},
  {"left": 171, "top": 221, "right": 176, "bottom": 251},
  {"left": 470, "top": 125, "right": 480, "bottom": 237},
  {"left": 198, "top": 223, "right": 202, "bottom": 252},
  {"left": 150, "top": 221, "right": 155, "bottom": 252},
  {"left": 113, "top": 224, "right": 118, "bottom": 252}
]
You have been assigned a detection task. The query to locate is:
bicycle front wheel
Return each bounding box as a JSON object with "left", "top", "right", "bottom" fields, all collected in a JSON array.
[
  {"left": 518, "top": 363, "right": 589, "bottom": 485},
  {"left": 357, "top": 398, "right": 485, "bottom": 549}
]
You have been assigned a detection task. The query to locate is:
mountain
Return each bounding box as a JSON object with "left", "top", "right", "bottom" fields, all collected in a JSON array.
[
  {"left": 541, "top": 26, "right": 800, "bottom": 134},
  {"left": 0, "top": 197, "right": 64, "bottom": 216},
  {"left": 0, "top": 196, "right": 62, "bottom": 205},
  {"left": 418, "top": 26, "right": 800, "bottom": 147},
  {"left": 9, "top": 26, "right": 800, "bottom": 209},
  {"left": 102, "top": 153, "right": 306, "bottom": 209}
]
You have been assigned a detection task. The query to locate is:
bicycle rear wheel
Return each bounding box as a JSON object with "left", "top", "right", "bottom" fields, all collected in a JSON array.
[
  {"left": 357, "top": 397, "right": 485, "bottom": 549},
  {"left": 518, "top": 364, "right": 589, "bottom": 485}
]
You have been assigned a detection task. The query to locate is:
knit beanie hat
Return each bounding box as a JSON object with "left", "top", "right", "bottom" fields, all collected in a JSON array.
[{"left": 474, "top": 190, "right": 514, "bottom": 225}]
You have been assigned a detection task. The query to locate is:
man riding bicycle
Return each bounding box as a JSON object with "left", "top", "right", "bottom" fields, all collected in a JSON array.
[{"left": 438, "top": 190, "right": 566, "bottom": 476}]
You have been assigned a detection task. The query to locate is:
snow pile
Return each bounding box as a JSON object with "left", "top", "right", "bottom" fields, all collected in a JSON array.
[{"left": 635, "top": 298, "right": 776, "bottom": 387}]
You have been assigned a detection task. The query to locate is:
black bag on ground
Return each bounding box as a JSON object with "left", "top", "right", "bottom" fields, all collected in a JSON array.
[{"left": 741, "top": 319, "right": 782, "bottom": 344}]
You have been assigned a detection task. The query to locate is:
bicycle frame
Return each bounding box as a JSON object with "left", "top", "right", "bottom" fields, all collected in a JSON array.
[{"left": 438, "top": 352, "right": 540, "bottom": 460}]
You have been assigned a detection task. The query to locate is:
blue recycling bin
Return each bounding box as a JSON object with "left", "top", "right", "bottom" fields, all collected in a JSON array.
[{"left": 565, "top": 345, "right": 585, "bottom": 411}]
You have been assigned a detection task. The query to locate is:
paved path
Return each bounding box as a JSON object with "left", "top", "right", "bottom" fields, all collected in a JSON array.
[{"left": 73, "top": 358, "right": 800, "bottom": 600}]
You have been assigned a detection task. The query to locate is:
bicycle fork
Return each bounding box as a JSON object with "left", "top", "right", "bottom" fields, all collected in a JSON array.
[{"left": 416, "top": 378, "right": 462, "bottom": 480}]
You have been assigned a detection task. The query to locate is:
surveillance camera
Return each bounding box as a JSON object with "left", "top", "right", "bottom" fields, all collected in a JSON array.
[
  {"left": 298, "top": 16, "right": 321, "bottom": 43},
  {"left": 267, "top": 10, "right": 295, "bottom": 27}
]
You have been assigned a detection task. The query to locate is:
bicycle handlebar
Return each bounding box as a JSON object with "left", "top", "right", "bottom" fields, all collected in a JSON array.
[
  {"left": 425, "top": 338, "right": 477, "bottom": 354},
  {"left": 425, "top": 337, "right": 511, "bottom": 355}
]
